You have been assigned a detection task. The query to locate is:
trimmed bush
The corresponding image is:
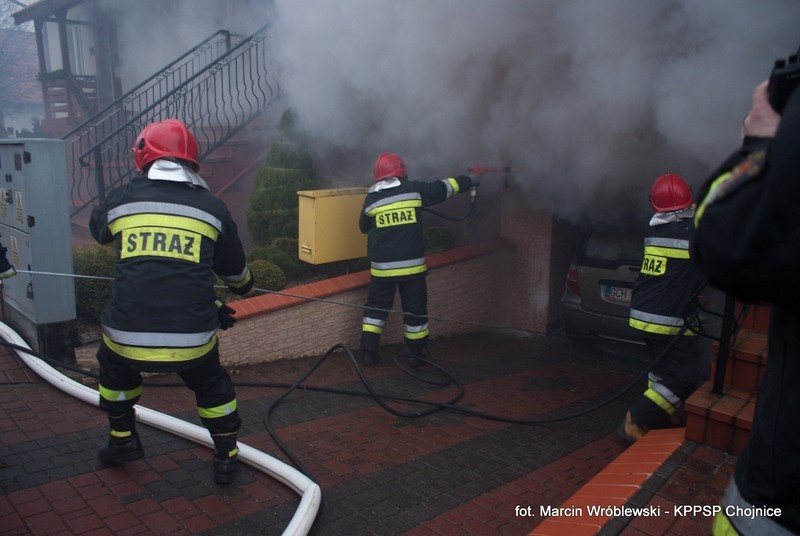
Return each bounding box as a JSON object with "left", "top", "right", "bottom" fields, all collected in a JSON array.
[
  {"left": 249, "top": 259, "right": 286, "bottom": 292},
  {"left": 424, "top": 226, "right": 455, "bottom": 254},
  {"left": 72, "top": 244, "right": 116, "bottom": 322},
  {"left": 247, "top": 108, "right": 321, "bottom": 246},
  {"left": 248, "top": 237, "right": 320, "bottom": 282}
]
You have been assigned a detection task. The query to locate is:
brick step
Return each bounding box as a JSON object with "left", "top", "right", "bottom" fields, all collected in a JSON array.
[
  {"left": 682, "top": 305, "right": 769, "bottom": 456},
  {"left": 684, "top": 380, "right": 755, "bottom": 455},
  {"left": 711, "top": 328, "right": 768, "bottom": 391}
]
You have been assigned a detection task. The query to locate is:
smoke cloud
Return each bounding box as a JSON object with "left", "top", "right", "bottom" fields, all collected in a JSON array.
[{"left": 271, "top": 0, "right": 800, "bottom": 222}]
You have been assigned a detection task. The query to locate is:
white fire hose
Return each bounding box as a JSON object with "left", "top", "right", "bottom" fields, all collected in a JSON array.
[{"left": 0, "top": 321, "right": 321, "bottom": 535}]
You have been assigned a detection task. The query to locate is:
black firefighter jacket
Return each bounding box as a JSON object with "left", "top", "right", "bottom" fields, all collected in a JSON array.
[
  {"left": 629, "top": 216, "right": 702, "bottom": 336},
  {"left": 89, "top": 176, "right": 253, "bottom": 364},
  {"left": 359, "top": 175, "right": 475, "bottom": 281},
  {"left": 693, "top": 89, "right": 800, "bottom": 532}
]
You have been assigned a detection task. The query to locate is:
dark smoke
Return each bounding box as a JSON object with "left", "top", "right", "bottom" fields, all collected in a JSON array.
[{"left": 271, "top": 0, "right": 800, "bottom": 222}]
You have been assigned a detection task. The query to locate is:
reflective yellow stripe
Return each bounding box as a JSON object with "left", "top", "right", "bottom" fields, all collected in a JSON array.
[
  {"left": 404, "top": 328, "right": 429, "bottom": 340},
  {"left": 225, "top": 270, "right": 252, "bottom": 289},
  {"left": 446, "top": 177, "right": 460, "bottom": 194},
  {"left": 366, "top": 199, "right": 422, "bottom": 217},
  {"left": 711, "top": 512, "right": 740, "bottom": 536},
  {"left": 362, "top": 323, "right": 383, "bottom": 334},
  {"left": 643, "top": 245, "right": 690, "bottom": 259},
  {"left": 109, "top": 213, "right": 219, "bottom": 241},
  {"left": 643, "top": 387, "right": 676, "bottom": 415},
  {"left": 629, "top": 318, "right": 690, "bottom": 335},
  {"left": 99, "top": 384, "right": 143, "bottom": 403},
  {"left": 103, "top": 334, "right": 217, "bottom": 362},
  {"left": 198, "top": 400, "right": 237, "bottom": 420},
  {"left": 110, "top": 429, "right": 133, "bottom": 438},
  {"left": 371, "top": 264, "right": 427, "bottom": 278}
]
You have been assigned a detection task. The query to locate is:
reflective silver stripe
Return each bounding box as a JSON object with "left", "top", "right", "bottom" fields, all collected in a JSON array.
[
  {"left": 630, "top": 308, "right": 684, "bottom": 327},
  {"left": 371, "top": 258, "right": 426, "bottom": 270},
  {"left": 404, "top": 323, "right": 429, "bottom": 333},
  {"left": 108, "top": 202, "right": 223, "bottom": 232},
  {"left": 218, "top": 265, "right": 250, "bottom": 284},
  {"left": 362, "top": 317, "right": 385, "bottom": 328},
  {"left": 102, "top": 325, "right": 217, "bottom": 347},
  {"left": 364, "top": 193, "right": 422, "bottom": 215},
  {"left": 440, "top": 178, "right": 456, "bottom": 198},
  {"left": 721, "top": 482, "right": 794, "bottom": 535},
  {"left": 648, "top": 378, "right": 681, "bottom": 406},
  {"left": 644, "top": 236, "right": 689, "bottom": 250}
]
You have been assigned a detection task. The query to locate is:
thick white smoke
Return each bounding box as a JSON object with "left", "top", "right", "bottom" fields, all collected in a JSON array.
[{"left": 271, "top": 0, "right": 800, "bottom": 221}]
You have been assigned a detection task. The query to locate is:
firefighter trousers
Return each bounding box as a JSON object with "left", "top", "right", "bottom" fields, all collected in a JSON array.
[
  {"left": 361, "top": 276, "right": 429, "bottom": 356},
  {"left": 97, "top": 340, "right": 241, "bottom": 437},
  {"left": 629, "top": 333, "right": 712, "bottom": 429}
]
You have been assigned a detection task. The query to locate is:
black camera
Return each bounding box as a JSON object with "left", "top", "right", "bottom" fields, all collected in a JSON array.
[{"left": 768, "top": 49, "right": 800, "bottom": 113}]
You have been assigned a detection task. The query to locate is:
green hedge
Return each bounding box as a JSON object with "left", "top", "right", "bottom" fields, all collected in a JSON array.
[{"left": 72, "top": 244, "right": 116, "bottom": 322}]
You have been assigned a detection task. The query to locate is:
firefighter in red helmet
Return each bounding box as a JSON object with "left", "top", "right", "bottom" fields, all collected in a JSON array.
[
  {"left": 620, "top": 173, "right": 712, "bottom": 442},
  {"left": 359, "top": 152, "right": 479, "bottom": 366},
  {"left": 89, "top": 118, "right": 254, "bottom": 484}
]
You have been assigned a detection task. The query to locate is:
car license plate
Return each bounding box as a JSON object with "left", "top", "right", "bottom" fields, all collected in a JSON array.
[{"left": 602, "top": 285, "right": 631, "bottom": 305}]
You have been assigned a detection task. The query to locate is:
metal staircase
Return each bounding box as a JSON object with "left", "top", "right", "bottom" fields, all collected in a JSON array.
[{"left": 65, "top": 24, "right": 278, "bottom": 220}]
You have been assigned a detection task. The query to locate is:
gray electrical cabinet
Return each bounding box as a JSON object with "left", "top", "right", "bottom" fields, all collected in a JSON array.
[{"left": 0, "top": 139, "right": 76, "bottom": 355}]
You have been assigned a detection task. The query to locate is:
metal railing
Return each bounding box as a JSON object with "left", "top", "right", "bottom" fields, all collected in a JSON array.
[{"left": 66, "top": 25, "right": 278, "bottom": 216}]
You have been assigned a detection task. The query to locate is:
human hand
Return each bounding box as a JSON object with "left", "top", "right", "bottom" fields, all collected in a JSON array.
[
  {"left": 217, "top": 301, "right": 237, "bottom": 330},
  {"left": 742, "top": 80, "right": 781, "bottom": 139}
]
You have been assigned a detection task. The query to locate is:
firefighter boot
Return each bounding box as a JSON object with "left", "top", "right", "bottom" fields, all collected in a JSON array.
[
  {"left": 362, "top": 349, "right": 380, "bottom": 367},
  {"left": 617, "top": 411, "right": 648, "bottom": 444},
  {"left": 98, "top": 411, "right": 144, "bottom": 466},
  {"left": 212, "top": 433, "right": 239, "bottom": 485}
]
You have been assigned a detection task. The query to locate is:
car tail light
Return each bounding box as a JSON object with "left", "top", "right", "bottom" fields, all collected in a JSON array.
[{"left": 565, "top": 255, "right": 581, "bottom": 296}]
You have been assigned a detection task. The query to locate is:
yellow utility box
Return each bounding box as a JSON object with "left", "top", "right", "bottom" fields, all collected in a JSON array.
[{"left": 298, "top": 187, "right": 369, "bottom": 264}]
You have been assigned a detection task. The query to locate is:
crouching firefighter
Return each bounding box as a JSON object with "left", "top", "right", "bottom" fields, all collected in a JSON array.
[
  {"left": 359, "top": 152, "right": 479, "bottom": 367},
  {"left": 89, "top": 119, "right": 254, "bottom": 485},
  {"left": 620, "top": 173, "right": 712, "bottom": 443}
]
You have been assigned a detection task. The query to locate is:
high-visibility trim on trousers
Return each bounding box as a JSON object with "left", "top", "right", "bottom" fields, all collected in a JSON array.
[
  {"left": 630, "top": 308, "right": 695, "bottom": 336},
  {"left": 362, "top": 316, "right": 385, "bottom": 334},
  {"left": 102, "top": 334, "right": 218, "bottom": 362},
  {"left": 198, "top": 399, "right": 238, "bottom": 420},
  {"left": 99, "top": 384, "right": 142, "bottom": 403}
]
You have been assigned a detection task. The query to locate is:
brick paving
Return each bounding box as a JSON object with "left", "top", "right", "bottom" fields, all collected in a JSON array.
[{"left": 0, "top": 331, "right": 734, "bottom": 535}]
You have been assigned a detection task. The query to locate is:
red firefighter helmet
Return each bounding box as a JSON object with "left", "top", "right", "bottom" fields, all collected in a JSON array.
[
  {"left": 373, "top": 152, "right": 408, "bottom": 181},
  {"left": 650, "top": 173, "right": 692, "bottom": 212},
  {"left": 132, "top": 119, "right": 200, "bottom": 172}
]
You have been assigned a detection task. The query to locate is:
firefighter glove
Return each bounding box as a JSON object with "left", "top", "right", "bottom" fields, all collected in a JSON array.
[
  {"left": 467, "top": 174, "right": 481, "bottom": 188},
  {"left": 216, "top": 300, "right": 237, "bottom": 330}
]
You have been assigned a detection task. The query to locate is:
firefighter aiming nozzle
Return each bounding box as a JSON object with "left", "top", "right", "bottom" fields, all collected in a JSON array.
[{"left": 468, "top": 164, "right": 512, "bottom": 190}]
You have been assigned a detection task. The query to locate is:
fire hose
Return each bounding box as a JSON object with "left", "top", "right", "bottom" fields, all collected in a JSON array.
[{"left": 0, "top": 321, "right": 321, "bottom": 536}]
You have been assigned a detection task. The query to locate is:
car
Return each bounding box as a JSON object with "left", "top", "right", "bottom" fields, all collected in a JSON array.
[
  {"left": 559, "top": 224, "right": 724, "bottom": 344},
  {"left": 559, "top": 225, "right": 646, "bottom": 344}
]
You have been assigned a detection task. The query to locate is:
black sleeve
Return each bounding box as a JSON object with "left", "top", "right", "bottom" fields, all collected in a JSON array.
[
  {"left": 89, "top": 187, "right": 125, "bottom": 245},
  {"left": 693, "top": 91, "right": 800, "bottom": 304},
  {"left": 417, "top": 175, "right": 475, "bottom": 207},
  {"left": 213, "top": 205, "right": 254, "bottom": 295}
]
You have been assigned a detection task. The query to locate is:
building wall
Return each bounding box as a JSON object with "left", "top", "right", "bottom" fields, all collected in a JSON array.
[
  {"left": 498, "top": 185, "right": 555, "bottom": 334},
  {"left": 218, "top": 242, "right": 514, "bottom": 367}
]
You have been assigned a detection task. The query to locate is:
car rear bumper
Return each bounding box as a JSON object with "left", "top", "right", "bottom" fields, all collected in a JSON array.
[{"left": 560, "top": 299, "right": 645, "bottom": 344}]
